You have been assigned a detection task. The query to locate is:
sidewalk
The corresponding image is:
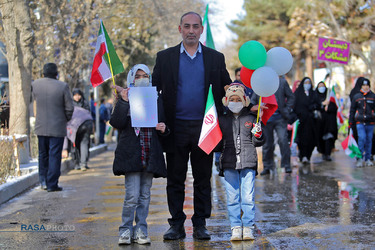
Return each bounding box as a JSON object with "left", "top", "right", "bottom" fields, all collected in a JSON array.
[{"left": 0, "top": 144, "right": 108, "bottom": 205}]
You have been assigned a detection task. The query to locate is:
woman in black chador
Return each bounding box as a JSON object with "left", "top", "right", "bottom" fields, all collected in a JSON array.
[
  {"left": 293, "top": 77, "right": 321, "bottom": 163},
  {"left": 315, "top": 81, "right": 338, "bottom": 161}
]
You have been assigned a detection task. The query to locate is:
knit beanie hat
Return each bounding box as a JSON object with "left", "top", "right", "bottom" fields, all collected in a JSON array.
[
  {"left": 222, "top": 83, "right": 250, "bottom": 107},
  {"left": 361, "top": 77, "right": 370, "bottom": 87}
]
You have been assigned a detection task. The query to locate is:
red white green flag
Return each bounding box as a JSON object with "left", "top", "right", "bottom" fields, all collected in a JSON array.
[
  {"left": 200, "top": 4, "right": 215, "bottom": 50},
  {"left": 198, "top": 85, "right": 222, "bottom": 154},
  {"left": 341, "top": 129, "right": 362, "bottom": 159},
  {"left": 329, "top": 86, "right": 340, "bottom": 108},
  {"left": 290, "top": 120, "right": 299, "bottom": 147},
  {"left": 90, "top": 21, "right": 124, "bottom": 88}
]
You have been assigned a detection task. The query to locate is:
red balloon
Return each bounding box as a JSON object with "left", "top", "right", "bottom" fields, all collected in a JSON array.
[{"left": 240, "top": 67, "right": 255, "bottom": 88}]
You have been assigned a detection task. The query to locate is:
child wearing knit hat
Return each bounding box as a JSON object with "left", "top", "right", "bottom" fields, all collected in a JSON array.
[
  {"left": 218, "top": 83, "right": 265, "bottom": 241},
  {"left": 349, "top": 77, "right": 375, "bottom": 167}
]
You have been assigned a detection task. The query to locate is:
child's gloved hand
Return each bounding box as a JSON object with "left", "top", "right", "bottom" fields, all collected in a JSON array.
[{"left": 251, "top": 122, "right": 262, "bottom": 138}]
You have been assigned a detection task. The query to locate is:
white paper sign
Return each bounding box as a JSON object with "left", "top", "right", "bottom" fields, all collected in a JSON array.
[{"left": 128, "top": 87, "right": 158, "bottom": 127}]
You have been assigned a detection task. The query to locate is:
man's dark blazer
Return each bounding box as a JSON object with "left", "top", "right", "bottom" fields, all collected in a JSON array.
[{"left": 152, "top": 42, "right": 232, "bottom": 152}]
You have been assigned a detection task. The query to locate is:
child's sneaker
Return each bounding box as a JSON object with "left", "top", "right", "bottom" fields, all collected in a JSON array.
[
  {"left": 230, "top": 226, "right": 242, "bottom": 241},
  {"left": 242, "top": 227, "right": 255, "bottom": 240},
  {"left": 134, "top": 228, "right": 151, "bottom": 244},
  {"left": 118, "top": 229, "right": 131, "bottom": 245},
  {"left": 365, "top": 160, "right": 374, "bottom": 167},
  {"left": 356, "top": 158, "right": 363, "bottom": 167}
]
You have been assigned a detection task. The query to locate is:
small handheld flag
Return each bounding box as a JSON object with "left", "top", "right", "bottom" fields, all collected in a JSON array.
[
  {"left": 90, "top": 21, "right": 124, "bottom": 88},
  {"left": 198, "top": 85, "right": 222, "bottom": 154},
  {"left": 341, "top": 129, "right": 362, "bottom": 159}
]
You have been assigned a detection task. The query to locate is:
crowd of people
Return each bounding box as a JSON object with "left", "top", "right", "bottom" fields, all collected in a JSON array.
[{"left": 29, "top": 10, "right": 375, "bottom": 247}]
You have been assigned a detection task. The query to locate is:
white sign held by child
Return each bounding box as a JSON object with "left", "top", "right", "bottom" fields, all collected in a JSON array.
[{"left": 128, "top": 87, "right": 158, "bottom": 127}]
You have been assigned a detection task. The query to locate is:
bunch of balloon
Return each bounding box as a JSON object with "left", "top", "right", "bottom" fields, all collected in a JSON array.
[{"left": 238, "top": 41, "right": 293, "bottom": 122}]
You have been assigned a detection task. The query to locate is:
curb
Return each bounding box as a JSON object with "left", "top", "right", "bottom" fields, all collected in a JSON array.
[{"left": 0, "top": 144, "right": 108, "bottom": 205}]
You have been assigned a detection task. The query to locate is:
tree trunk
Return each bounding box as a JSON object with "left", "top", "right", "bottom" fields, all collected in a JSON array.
[
  {"left": 0, "top": 1, "right": 34, "bottom": 136},
  {"left": 306, "top": 53, "right": 313, "bottom": 80},
  {"left": 369, "top": 40, "right": 375, "bottom": 88}
]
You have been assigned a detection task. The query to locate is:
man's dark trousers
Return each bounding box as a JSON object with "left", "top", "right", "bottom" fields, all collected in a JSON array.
[
  {"left": 262, "top": 118, "right": 291, "bottom": 170},
  {"left": 166, "top": 119, "right": 213, "bottom": 227},
  {"left": 38, "top": 136, "right": 64, "bottom": 189}
]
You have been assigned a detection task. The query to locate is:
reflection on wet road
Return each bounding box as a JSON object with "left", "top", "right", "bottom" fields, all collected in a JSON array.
[{"left": 0, "top": 144, "right": 374, "bottom": 249}]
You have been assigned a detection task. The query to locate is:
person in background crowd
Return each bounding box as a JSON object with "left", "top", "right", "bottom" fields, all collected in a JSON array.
[
  {"left": 252, "top": 76, "right": 295, "bottom": 175},
  {"left": 293, "top": 77, "right": 320, "bottom": 164},
  {"left": 288, "top": 80, "right": 300, "bottom": 166},
  {"left": 110, "top": 64, "right": 168, "bottom": 245},
  {"left": 315, "top": 81, "right": 338, "bottom": 161},
  {"left": 152, "top": 11, "right": 232, "bottom": 240},
  {"left": 99, "top": 97, "right": 109, "bottom": 144},
  {"left": 62, "top": 88, "right": 93, "bottom": 171},
  {"left": 234, "top": 67, "right": 241, "bottom": 83},
  {"left": 90, "top": 92, "right": 96, "bottom": 121},
  {"left": 218, "top": 83, "right": 264, "bottom": 241},
  {"left": 32, "top": 63, "right": 74, "bottom": 192},
  {"left": 349, "top": 77, "right": 365, "bottom": 142},
  {"left": 349, "top": 78, "right": 375, "bottom": 167},
  {"left": 72, "top": 88, "right": 90, "bottom": 110}
]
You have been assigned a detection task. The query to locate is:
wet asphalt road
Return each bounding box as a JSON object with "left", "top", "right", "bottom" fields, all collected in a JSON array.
[{"left": 0, "top": 143, "right": 374, "bottom": 249}]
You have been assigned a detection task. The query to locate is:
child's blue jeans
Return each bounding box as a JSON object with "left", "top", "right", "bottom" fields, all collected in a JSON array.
[
  {"left": 356, "top": 123, "right": 374, "bottom": 161},
  {"left": 223, "top": 168, "right": 256, "bottom": 228}
]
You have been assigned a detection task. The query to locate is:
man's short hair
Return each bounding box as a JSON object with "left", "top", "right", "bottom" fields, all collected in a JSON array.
[
  {"left": 235, "top": 67, "right": 241, "bottom": 74},
  {"left": 180, "top": 12, "right": 202, "bottom": 25},
  {"left": 43, "top": 63, "right": 58, "bottom": 78}
]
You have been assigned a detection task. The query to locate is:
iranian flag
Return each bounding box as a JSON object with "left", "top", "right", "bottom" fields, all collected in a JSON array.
[
  {"left": 199, "top": 4, "right": 215, "bottom": 50},
  {"left": 90, "top": 21, "right": 124, "bottom": 87},
  {"left": 290, "top": 120, "right": 299, "bottom": 147},
  {"left": 329, "top": 86, "right": 339, "bottom": 107},
  {"left": 198, "top": 85, "right": 222, "bottom": 154},
  {"left": 341, "top": 129, "right": 362, "bottom": 159}
]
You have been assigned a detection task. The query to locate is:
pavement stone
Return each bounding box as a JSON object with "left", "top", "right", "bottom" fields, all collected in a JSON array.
[{"left": 0, "top": 144, "right": 107, "bottom": 205}]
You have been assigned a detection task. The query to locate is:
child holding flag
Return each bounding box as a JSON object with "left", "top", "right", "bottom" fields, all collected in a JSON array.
[
  {"left": 218, "top": 83, "right": 265, "bottom": 241},
  {"left": 349, "top": 77, "right": 375, "bottom": 167},
  {"left": 110, "top": 64, "right": 169, "bottom": 245}
]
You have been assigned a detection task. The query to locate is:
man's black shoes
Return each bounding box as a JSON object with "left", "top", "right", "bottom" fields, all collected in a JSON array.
[
  {"left": 285, "top": 166, "right": 292, "bottom": 173},
  {"left": 193, "top": 225, "right": 211, "bottom": 240},
  {"left": 260, "top": 169, "right": 270, "bottom": 175},
  {"left": 47, "top": 186, "right": 63, "bottom": 192},
  {"left": 163, "top": 225, "right": 186, "bottom": 240}
]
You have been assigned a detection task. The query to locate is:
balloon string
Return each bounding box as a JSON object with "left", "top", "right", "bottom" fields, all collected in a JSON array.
[{"left": 256, "top": 96, "right": 262, "bottom": 123}]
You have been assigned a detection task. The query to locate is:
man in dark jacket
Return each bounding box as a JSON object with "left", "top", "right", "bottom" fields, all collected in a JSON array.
[
  {"left": 32, "top": 63, "right": 74, "bottom": 192},
  {"left": 251, "top": 76, "right": 295, "bottom": 175},
  {"left": 152, "top": 11, "right": 232, "bottom": 240}
]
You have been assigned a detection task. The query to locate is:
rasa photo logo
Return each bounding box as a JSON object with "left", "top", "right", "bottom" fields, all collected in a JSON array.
[{"left": 20, "top": 224, "right": 75, "bottom": 232}]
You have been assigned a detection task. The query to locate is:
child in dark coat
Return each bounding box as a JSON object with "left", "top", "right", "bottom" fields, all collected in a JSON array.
[
  {"left": 110, "top": 64, "right": 168, "bottom": 245},
  {"left": 218, "top": 83, "right": 265, "bottom": 241}
]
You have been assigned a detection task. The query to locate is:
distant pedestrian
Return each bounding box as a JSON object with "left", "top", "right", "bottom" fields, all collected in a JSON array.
[
  {"left": 218, "top": 83, "right": 264, "bottom": 241},
  {"left": 349, "top": 77, "right": 366, "bottom": 142},
  {"left": 98, "top": 97, "right": 109, "bottom": 144},
  {"left": 349, "top": 78, "right": 375, "bottom": 167},
  {"left": 110, "top": 64, "right": 168, "bottom": 245},
  {"left": 32, "top": 63, "right": 74, "bottom": 192},
  {"left": 62, "top": 106, "right": 93, "bottom": 170},
  {"left": 293, "top": 77, "right": 320, "bottom": 164},
  {"left": 315, "top": 81, "right": 338, "bottom": 161},
  {"left": 252, "top": 76, "right": 295, "bottom": 175}
]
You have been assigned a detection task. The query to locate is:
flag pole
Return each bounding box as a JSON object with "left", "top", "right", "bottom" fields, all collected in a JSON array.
[
  {"left": 107, "top": 53, "right": 117, "bottom": 93},
  {"left": 256, "top": 96, "right": 262, "bottom": 123}
]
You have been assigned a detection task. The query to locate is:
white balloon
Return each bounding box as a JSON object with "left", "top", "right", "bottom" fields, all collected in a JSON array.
[
  {"left": 265, "top": 47, "right": 293, "bottom": 75},
  {"left": 251, "top": 66, "right": 279, "bottom": 97}
]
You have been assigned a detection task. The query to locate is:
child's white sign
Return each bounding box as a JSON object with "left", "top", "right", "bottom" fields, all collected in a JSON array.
[{"left": 128, "top": 87, "right": 158, "bottom": 127}]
